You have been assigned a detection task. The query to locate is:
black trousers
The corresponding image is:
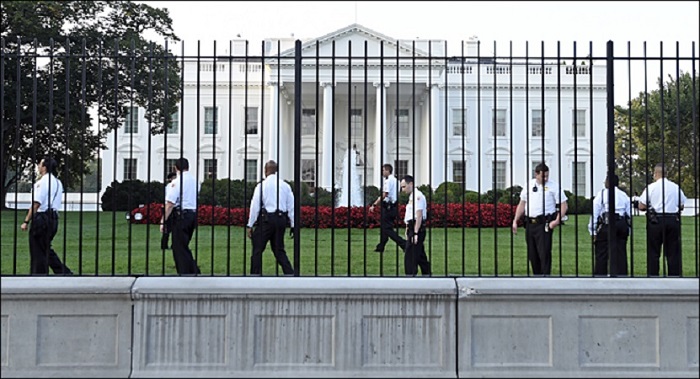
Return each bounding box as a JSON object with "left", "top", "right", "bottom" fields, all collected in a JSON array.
[
  {"left": 647, "top": 215, "right": 681, "bottom": 276},
  {"left": 29, "top": 211, "right": 72, "bottom": 275},
  {"left": 594, "top": 218, "right": 629, "bottom": 276},
  {"left": 525, "top": 222, "right": 552, "bottom": 275},
  {"left": 377, "top": 203, "right": 406, "bottom": 251},
  {"left": 405, "top": 224, "right": 430, "bottom": 276},
  {"left": 251, "top": 212, "right": 294, "bottom": 275},
  {"left": 171, "top": 210, "right": 200, "bottom": 275}
]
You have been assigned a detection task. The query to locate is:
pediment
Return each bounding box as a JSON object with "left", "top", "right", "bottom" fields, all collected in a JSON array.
[{"left": 279, "top": 23, "right": 428, "bottom": 60}]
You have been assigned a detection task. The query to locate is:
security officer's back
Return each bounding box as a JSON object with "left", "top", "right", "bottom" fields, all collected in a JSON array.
[
  {"left": 164, "top": 157, "right": 200, "bottom": 275},
  {"left": 246, "top": 160, "right": 295, "bottom": 276},
  {"left": 638, "top": 163, "right": 687, "bottom": 276},
  {"left": 588, "top": 174, "right": 631, "bottom": 276}
]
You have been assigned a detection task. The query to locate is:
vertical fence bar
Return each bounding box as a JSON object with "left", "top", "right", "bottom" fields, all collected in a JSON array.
[
  {"left": 362, "top": 40, "right": 369, "bottom": 276},
  {"left": 476, "top": 39, "right": 482, "bottom": 277},
  {"left": 508, "top": 41, "right": 514, "bottom": 277},
  {"left": 627, "top": 41, "right": 635, "bottom": 276},
  {"left": 294, "top": 39, "right": 302, "bottom": 277},
  {"left": 226, "top": 40, "right": 233, "bottom": 276},
  {"left": 492, "top": 41, "right": 498, "bottom": 276},
  {"left": 692, "top": 42, "right": 698, "bottom": 277},
  {"left": 347, "top": 40, "right": 352, "bottom": 276},
  {"left": 145, "top": 42, "right": 153, "bottom": 276},
  {"left": 606, "top": 40, "right": 617, "bottom": 275},
  {"left": 314, "top": 41, "right": 320, "bottom": 277}
]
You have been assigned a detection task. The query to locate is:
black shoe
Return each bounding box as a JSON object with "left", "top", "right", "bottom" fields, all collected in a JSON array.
[{"left": 374, "top": 246, "right": 384, "bottom": 253}]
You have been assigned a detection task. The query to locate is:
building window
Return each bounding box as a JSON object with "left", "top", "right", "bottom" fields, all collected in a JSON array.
[
  {"left": 531, "top": 160, "right": 543, "bottom": 178},
  {"left": 453, "top": 160, "right": 464, "bottom": 183},
  {"left": 302, "top": 108, "right": 316, "bottom": 136},
  {"left": 531, "top": 109, "right": 543, "bottom": 137},
  {"left": 165, "top": 158, "right": 178, "bottom": 176},
  {"left": 123, "top": 158, "right": 137, "bottom": 180},
  {"left": 394, "top": 159, "right": 408, "bottom": 181},
  {"left": 167, "top": 111, "right": 179, "bottom": 134},
  {"left": 572, "top": 161, "right": 586, "bottom": 196},
  {"left": 301, "top": 159, "right": 316, "bottom": 190},
  {"left": 395, "top": 109, "right": 409, "bottom": 137},
  {"left": 492, "top": 109, "right": 506, "bottom": 137},
  {"left": 493, "top": 160, "right": 506, "bottom": 190},
  {"left": 123, "top": 106, "right": 138, "bottom": 133},
  {"left": 572, "top": 109, "right": 586, "bottom": 137},
  {"left": 205, "top": 107, "right": 218, "bottom": 134},
  {"left": 452, "top": 108, "right": 466, "bottom": 136},
  {"left": 350, "top": 108, "right": 363, "bottom": 138},
  {"left": 204, "top": 159, "right": 218, "bottom": 180},
  {"left": 246, "top": 107, "right": 258, "bottom": 135},
  {"left": 245, "top": 159, "right": 258, "bottom": 183}
]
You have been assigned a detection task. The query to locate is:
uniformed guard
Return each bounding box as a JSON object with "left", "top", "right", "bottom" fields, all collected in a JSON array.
[
  {"left": 161, "top": 157, "right": 201, "bottom": 275},
  {"left": 20, "top": 156, "right": 73, "bottom": 275},
  {"left": 511, "top": 163, "right": 568, "bottom": 275},
  {"left": 588, "top": 174, "right": 631, "bottom": 276},
  {"left": 638, "top": 163, "right": 687, "bottom": 276},
  {"left": 370, "top": 163, "right": 406, "bottom": 253},
  {"left": 246, "top": 160, "right": 295, "bottom": 276},
  {"left": 401, "top": 175, "right": 431, "bottom": 276}
]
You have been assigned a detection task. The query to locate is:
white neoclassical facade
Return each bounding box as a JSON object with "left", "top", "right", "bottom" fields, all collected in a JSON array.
[{"left": 101, "top": 24, "right": 607, "bottom": 199}]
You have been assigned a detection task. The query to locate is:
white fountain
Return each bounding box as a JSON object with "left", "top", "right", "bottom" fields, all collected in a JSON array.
[{"left": 336, "top": 145, "right": 364, "bottom": 208}]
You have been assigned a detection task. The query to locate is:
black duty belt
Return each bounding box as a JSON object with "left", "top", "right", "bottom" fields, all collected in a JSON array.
[{"left": 527, "top": 214, "right": 554, "bottom": 224}]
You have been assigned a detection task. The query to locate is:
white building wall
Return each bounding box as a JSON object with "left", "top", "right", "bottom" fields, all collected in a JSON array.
[{"left": 101, "top": 26, "right": 607, "bottom": 200}]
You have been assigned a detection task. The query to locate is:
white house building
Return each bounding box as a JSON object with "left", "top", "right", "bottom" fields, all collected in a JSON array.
[{"left": 101, "top": 24, "right": 607, "bottom": 200}]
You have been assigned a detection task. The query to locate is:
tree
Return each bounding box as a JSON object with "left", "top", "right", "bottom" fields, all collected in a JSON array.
[
  {"left": 1, "top": 1, "right": 181, "bottom": 208},
  {"left": 614, "top": 72, "right": 698, "bottom": 197}
]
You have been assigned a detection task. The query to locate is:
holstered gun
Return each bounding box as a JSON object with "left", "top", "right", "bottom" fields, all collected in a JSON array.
[{"left": 647, "top": 208, "right": 659, "bottom": 224}]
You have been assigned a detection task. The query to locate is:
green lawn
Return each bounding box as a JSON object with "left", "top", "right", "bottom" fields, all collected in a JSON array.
[{"left": 1, "top": 210, "right": 698, "bottom": 277}]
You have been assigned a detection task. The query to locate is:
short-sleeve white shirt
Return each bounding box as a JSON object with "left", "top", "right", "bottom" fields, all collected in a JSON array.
[
  {"left": 247, "top": 173, "right": 295, "bottom": 228},
  {"left": 34, "top": 174, "right": 63, "bottom": 212},
  {"left": 165, "top": 171, "right": 198, "bottom": 210},
  {"left": 383, "top": 174, "right": 399, "bottom": 203},
  {"left": 404, "top": 188, "right": 427, "bottom": 223},
  {"left": 638, "top": 178, "right": 686, "bottom": 213},
  {"left": 518, "top": 178, "right": 567, "bottom": 217}
]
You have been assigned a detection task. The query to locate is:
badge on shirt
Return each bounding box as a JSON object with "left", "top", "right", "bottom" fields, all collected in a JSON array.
[
  {"left": 544, "top": 186, "right": 549, "bottom": 191},
  {"left": 171, "top": 183, "right": 175, "bottom": 187}
]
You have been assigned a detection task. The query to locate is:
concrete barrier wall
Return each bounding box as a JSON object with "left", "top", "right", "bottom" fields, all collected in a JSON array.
[
  {"left": 1, "top": 277, "right": 698, "bottom": 378},
  {"left": 456, "top": 278, "right": 699, "bottom": 378},
  {"left": 0, "top": 277, "right": 136, "bottom": 378}
]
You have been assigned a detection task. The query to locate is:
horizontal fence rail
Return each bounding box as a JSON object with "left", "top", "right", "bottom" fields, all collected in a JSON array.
[{"left": 1, "top": 36, "right": 698, "bottom": 277}]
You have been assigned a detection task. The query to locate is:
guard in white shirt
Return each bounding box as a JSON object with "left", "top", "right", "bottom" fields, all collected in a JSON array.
[
  {"left": 511, "top": 163, "right": 568, "bottom": 275},
  {"left": 20, "top": 156, "right": 73, "bottom": 275},
  {"left": 588, "top": 174, "right": 631, "bottom": 276},
  {"left": 161, "top": 157, "right": 201, "bottom": 275},
  {"left": 401, "top": 175, "right": 431, "bottom": 276},
  {"left": 246, "top": 160, "right": 295, "bottom": 276},
  {"left": 370, "top": 163, "right": 406, "bottom": 253},
  {"left": 638, "top": 163, "right": 687, "bottom": 276}
]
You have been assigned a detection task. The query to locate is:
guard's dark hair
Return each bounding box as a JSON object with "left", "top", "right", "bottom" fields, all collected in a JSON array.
[
  {"left": 175, "top": 157, "right": 189, "bottom": 171},
  {"left": 382, "top": 163, "right": 393, "bottom": 173},
  {"left": 167, "top": 172, "right": 177, "bottom": 181},
  {"left": 608, "top": 174, "right": 619, "bottom": 187},
  {"left": 41, "top": 156, "right": 58, "bottom": 175},
  {"left": 402, "top": 175, "right": 414, "bottom": 184},
  {"left": 535, "top": 162, "right": 549, "bottom": 174}
]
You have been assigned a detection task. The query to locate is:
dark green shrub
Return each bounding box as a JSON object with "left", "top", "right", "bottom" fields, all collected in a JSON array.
[
  {"left": 101, "top": 180, "right": 165, "bottom": 211},
  {"left": 564, "top": 190, "right": 593, "bottom": 215},
  {"left": 433, "top": 181, "right": 467, "bottom": 204},
  {"left": 499, "top": 185, "right": 523, "bottom": 205},
  {"left": 198, "top": 178, "right": 257, "bottom": 208},
  {"left": 363, "top": 185, "right": 381, "bottom": 206}
]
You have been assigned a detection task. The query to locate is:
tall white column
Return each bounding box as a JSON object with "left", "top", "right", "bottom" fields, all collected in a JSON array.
[
  {"left": 430, "top": 83, "right": 444, "bottom": 185},
  {"left": 267, "top": 81, "right": 280, "bottom": 162},
  {"left": 374, "top": 82, "right": 389, "bottom": 189},
  {"left": 321, "top": 82, "right": 334, "bottom": 190}
]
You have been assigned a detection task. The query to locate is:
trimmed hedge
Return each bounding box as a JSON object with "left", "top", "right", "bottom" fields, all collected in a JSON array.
[
  {"left": 101, "top": 180, "right": 166, "bottom": 211},
  {"left": 130, "top": 202, "right": 519, "bottom": 228}
]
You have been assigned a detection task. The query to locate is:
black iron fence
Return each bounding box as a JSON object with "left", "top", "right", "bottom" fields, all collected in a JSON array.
[{"left": 1, "top": 36, "right": 698, "bottom": 277}]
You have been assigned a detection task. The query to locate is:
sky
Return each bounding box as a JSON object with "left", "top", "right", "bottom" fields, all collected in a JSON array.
[{"left": 140, "top": 0, "right": 698, "bottom": 103}]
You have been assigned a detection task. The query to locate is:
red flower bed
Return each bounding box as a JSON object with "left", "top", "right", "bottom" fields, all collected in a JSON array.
[{"left": 131, "top": 202, "right": 520, "bottom": 228}]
